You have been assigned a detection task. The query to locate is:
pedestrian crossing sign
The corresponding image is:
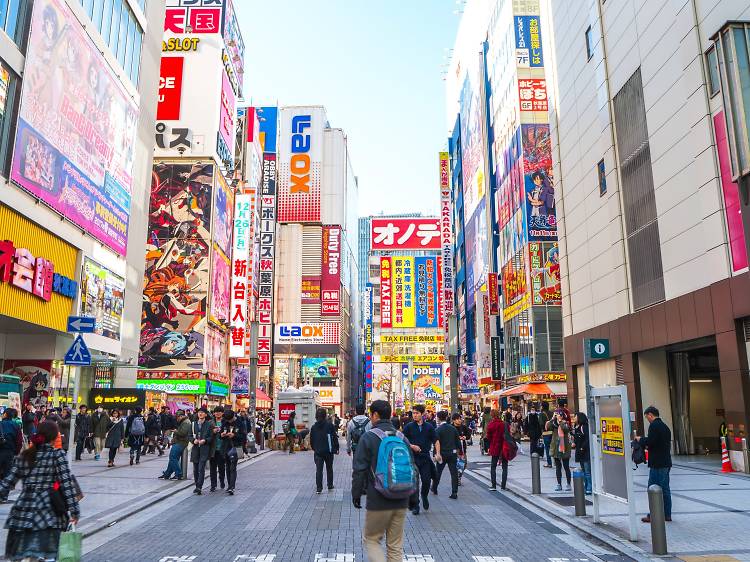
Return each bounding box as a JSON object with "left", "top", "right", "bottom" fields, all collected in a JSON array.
[{"left": 65, "top": 335, "right": 92, "bottom": 366}]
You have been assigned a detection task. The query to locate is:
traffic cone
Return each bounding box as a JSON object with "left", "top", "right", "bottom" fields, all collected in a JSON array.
[{"left": 721, "top": 437, "right": 735, "bottom": 473}]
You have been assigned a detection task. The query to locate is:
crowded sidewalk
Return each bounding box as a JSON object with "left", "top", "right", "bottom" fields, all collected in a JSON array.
[{"left": 466, "top": 442, "right": 750, "bottom": 560}]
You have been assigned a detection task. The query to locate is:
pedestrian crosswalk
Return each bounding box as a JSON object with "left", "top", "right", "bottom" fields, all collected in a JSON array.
[{"left": 158, "top": 555, "right": 592, "bottom": 562}]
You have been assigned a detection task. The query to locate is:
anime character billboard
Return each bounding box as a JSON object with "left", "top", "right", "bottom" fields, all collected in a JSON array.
[
  {"left": 522, "top": 124, "right": 557, "bottom": 241},
  {"left": 139, "top": 163, "right": 213, "bottom": 371},
  {"left": 212, "top": 172, "right": 233, "bottom": 257}
]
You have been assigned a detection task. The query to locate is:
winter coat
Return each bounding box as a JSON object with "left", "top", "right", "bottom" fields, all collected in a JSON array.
[
  {"left": 550, "top": 420, "right": 572, "bottom": 459},
  {"left": 573, "top": 422, "right": 590, "bottom": 463},
  {"left": 91, "top": 411, "right": 111, "bottom": 438},
  {"left": 145, "top": 413, "right": 162, "bottom": 437},
  {"left": 105, "top": 418, "right": 126, "bottom": 449},
  {"left": 190, "top": 420, "right": 214, "bottom": 463},
  {"left": 310, "top": 420, "right": 339, "bottom": 456},
  {"left": 125, "top": 415, "right": 146, "bottom": 448},
  {"left": 0, "top": 419, "right": 22, "bottom": 454},
  {"left": 639, "top": 417, "right": 672, "bottom": 469},
  {"left": 173, "top": 418, "right": 193, "bottom": 447},
  {"left": 220, "top": 418, "right": 246, "bottom": 449},
  {"left": 209, "top": 416, "right": 225, "bottom": 457},
  {"left": 486, "top": 418, "right": 506, "bottom": 458},
  {"left": 0, "top": 445, "right": 80, "bottom": 530},
  {"left": 59, "top": 416, "right": 71, "bottom": 450},
  {"left": 21, "top": 411, "right": 36, "bottom": 436},
  {"left": 74, "top": 413, "right": 92, "bottom": 440}
]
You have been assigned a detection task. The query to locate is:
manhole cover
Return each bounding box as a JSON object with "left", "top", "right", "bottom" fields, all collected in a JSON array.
[{"left": 546, "top": 495, "right": 593, "bottom": 507}]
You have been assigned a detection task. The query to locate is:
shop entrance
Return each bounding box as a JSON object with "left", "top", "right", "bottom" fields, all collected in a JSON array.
[{"left": 667, "top": 341, "right": 724, "bottom": 455}]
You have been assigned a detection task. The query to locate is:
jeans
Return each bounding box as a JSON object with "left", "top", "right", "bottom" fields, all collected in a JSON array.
[
  {"left": 490, "top": 455, "right": 508, "bottom": 489},
  {"left": 314, "top": 453, "right": 334, "bottom": 491},
  {"left": 108, "top": 447, "right": 118, "bottom": 463},
  {"left": 648, "top": 467, "right": 672, "bottom": 518},
  {"left": 555, "top": 457, "right": 571, "bottom": 485},
  {"left": 163, "top": 443, "right": 184, "bottom": 478},
  {"left": 435, "top": 453, "right": 459, "bottom": 494},
  {"left": 193, "top": 459, "right": 208, "bottom": 490},
  {"left": 580, "top": 460, "right": 592, "bottom": 493},
  {"left": 209, "top": 454, "right": 226, "bottom": 489},
  {"left": 542, "top": 435, "right": 552, "bottom": 465},
  {"left": 129, "top": 445, "right": 141, "bottom": 463},
  {"left": 225, "top": 450, "right": 238, "bottom": 490},
  {"left": 363, "top": 508, "right": 407, "bottom": 562}
]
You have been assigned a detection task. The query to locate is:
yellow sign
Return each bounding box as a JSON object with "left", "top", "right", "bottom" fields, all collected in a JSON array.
[
  {"left": 517, "top": 373, "right": 567, "bottom": 383},
  {"left": 379, "top": 334, "right": 444, "bottom": 343},
  {"left": 392, "top": 256, "right": 415, "bottom": 328},
  {"left": 601, "top": 416, "right": 625, "bottom": 456},
  {"left": 377, "top": 354, "right": 446, "bottom": 363},
  {"left": 503, "top": 291, "right": 531, "bottom": 322}
]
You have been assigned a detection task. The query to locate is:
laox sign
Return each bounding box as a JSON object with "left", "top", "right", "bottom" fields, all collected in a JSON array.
[
  {"left": 279, "top": 325, "right": 323, "bottom": 338},
  {"left": 290, "top": 115, "right": 311, "bottom": 193}
]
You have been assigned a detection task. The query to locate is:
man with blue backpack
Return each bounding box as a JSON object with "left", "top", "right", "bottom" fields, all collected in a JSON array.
[{"left": 352, "top": 400, "right": 418, "bottom": 562}]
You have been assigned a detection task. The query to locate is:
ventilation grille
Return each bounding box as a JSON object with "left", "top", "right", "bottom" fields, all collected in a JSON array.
[
  {"left": 616, "top": 357, "right": 625, "bottom": 385},
  {"left": 743, "top": 317, "right": 750, "bottom": 341}
]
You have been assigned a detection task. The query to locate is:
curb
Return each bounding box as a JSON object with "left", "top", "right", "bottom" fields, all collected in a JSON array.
[
  {"left": 78, "top": 448, "right": 274, "bottom": 538},
  {"left": 463, "top": 468, "right": 665, "bottom": 562}
]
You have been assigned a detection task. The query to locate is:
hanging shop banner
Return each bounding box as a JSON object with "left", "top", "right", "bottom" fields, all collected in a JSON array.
[
  {"left": 491, "top": 336, "right": 502, "bottom": 381},
  {"left": 483, "top": 294, "right": 491, "bottom": 345},
  {"left": 365, "top": 284, "right": 373, "bottom": 393},
  {"left": 522, "top": 123, "right": 557, "bottom": 241},
  {"left": 392, "top": 256, "right": 415, "bottom": 328},
  {"left": 415, "top": 257, "right": 439, "bottom": 328},
  {"left": 460, "top": 57, "right": 486, "bottom": 220},
  {"left": 301, "top": 357, "right": 338, "bottom": 379},
  {"left": 502, "top": 247, "right": 531, "bottom": 322},
  {"left": 218, "top": 67, "right": 236, "bottom": 166},
  {"left": 137, "top": 370, "right": 202, "bottom": 380},
  {"left": 274, "top": 323, "right": 340, "bottom": 346},
  {"left": 255, "top": 157, "right": 277, "bottom": 367},
  {"left": 301, "top": 276, "right": 321, "bottom": 304},
  {"left": 209, "top": 245, "right": 230, "bottom": 327},
  {"left": 518, "top": 78, "right": 548, "bottom": 113},
  {"left": 80, "top": 258, "right": 124, "bottom": 341},
  {"left": 321, "top": 225, "right": 341, "bottom": 315},
  {"left": 529, "top": 241, "right": 562, "bottom": 305},
  {"left": 378, "top": 334, "right": 445, "bottom": 344},
  {"left": 380, "top": 257, "right": 392, "bottom": 329},
  {"left": 514, "top": 15, "right": 544, "bottom": 68},
  {"left": 204, "top": 326, "right": 228, "bottom": 384},
  {"left": 90, "top": 388, "right": 146, "bottom": 410},
  {"left": 222, "top": 0, "right": 245, "bottom": 95},
  {"left": 487, "top": 272, "right": 499, "bottom": 316},
  {"left": 370, "top": 218, "right": 441, "bottom": 250},
  {"left": 439, "top": 152, "right": 455, "bottom": 316},
  {"left": 459, "top": 364, "right": 479, "bottom": 394},
  {"left": 213, "top": 173, "right": 233, "bottom": 258},
  {"left": 229, "top": 193, "right": 253, "bottom": 358},
  {"left": 277, "top": 106, "right": 325, "bottom": 223},
  {"left": 230, "top": 365, "right": 249, "bottom": 394},
  {"left": 11, "top": 0, "right": 138, "bottom": 256}
]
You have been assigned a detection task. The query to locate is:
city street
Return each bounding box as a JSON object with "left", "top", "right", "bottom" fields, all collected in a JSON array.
[{"left": 74, "top": 443, "right": 627, "bottom": 562}]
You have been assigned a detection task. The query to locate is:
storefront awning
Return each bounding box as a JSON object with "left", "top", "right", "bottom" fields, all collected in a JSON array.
[
  {"left": 497, "top": 382, "right": 554, "bottom": 397},
  {"left": 256, "top": 388, "right": 272, "bottom": 408}
]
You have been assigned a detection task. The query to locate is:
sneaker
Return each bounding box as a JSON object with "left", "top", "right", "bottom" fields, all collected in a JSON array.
[
  {"left": 449, "top": 493, "right": 458, "bottom": 499},
  {"left": 422, "top": 495, "right": 430, "bottom": 510},
  {"left": 564, "top": 484, "right": 572, "bottom": 492},
  {"left": 169, "top": 475, "right": 180, "bottom": 480},
  {"left": 328, "top": 486, "right": 335, "bottom": 491},
  {"left": 316, "top": 490, "right": 322, "bottom": 494},
  {"left": 641, "top": 516, "right": 651, "bottom": 523},
  {"left": 94, "top": 454, "right": 100, "bottom": 460},
  {"left": 193, "top": 488, "right": 200, "bottom": 495},
  {"left": 196, "top": 489, "right": 202, "bottom": 495},
  {"left": 488, "top": 485, "right": 497, "bottom": 491},
  {"left": 431, "top": 486, "right": 438, "bottom": 495},
  {"left": 157, "top": 474, "right": 168, "bottom": 480},
  {"left": 665, "top": 517, "right": 672, "bottom": 522},
  {"left": 129, "top": 457, "right": 134, "bottom": 466},
  {"left": 411, "top": 507, "right": 420, "bottom": 515},
  {"left": 554, "top": 484, "right": 562, "bottom": 492},
  {"left": 210, "top": 487, "right": 216, "bottom": 493},
  {"left": 227, "top": 489, "right": 234, "bottom": 495}
]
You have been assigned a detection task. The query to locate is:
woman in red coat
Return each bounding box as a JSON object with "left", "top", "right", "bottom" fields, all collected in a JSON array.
[{"left": 486, "top": 410, "right": 507, "bottom": 490}]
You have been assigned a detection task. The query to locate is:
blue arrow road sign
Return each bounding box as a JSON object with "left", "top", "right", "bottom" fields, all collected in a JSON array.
[
  {"left": 67, "top": 316, "right": 96, "bottom": 333},
  {"left": 65, "top": 335, "right": 92, "bottom": 366}
]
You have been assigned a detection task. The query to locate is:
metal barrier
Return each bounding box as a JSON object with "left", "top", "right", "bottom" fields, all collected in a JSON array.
[{"left": 647, "top": 484, "right": 668, "bottom": 555}]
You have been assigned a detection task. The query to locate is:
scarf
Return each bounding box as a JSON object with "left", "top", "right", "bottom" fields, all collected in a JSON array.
[{"left": 558, "top": 424, "right": 566, "bottom": 453}]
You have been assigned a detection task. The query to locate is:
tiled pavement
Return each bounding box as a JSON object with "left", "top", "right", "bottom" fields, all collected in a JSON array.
[{"left": 79, "top": 443, "right": 628, "bottom": 562}]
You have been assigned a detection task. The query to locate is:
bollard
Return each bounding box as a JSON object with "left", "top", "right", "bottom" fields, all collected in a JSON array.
[
  {"left": 742, "top": 438, "right": 750, "bottom": 475},
  {"left": 180, "top": 446, "right": 189, "bottom": 481},
  {"left": 572, "top": 470, "right": 586, "bottom": 516},
  {"left": 647, "top": 484, "right": 668, "bottom": 555},
  {"left": 531, "top": 453, "right": 542, "bottom": 495}
]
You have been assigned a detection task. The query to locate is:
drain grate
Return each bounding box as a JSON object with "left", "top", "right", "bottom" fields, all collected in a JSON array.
[{"left": 546, "top": 495, "right": 593, "bottom": 507}]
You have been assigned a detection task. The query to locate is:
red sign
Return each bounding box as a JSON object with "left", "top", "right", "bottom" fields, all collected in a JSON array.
[
  {"left": 0, "top": 241, "right": 76, "bottom": 301},
  {"left": 488, "top": 272, "right": 499, "bottom": 316},
  {"left": 279, "top": 403, "right": 296, "bottom": 421},
  {"left": 321, "top": 225, "right": 341, "bottom": 316},
  {"left": 518, "top": 78, "right": 548, "bottom": 113},
  {"left": 164, "top": 7, "right": 222, "bottom": 34},
  {"left": 380, "top": 257, "right": 392, "bottom": 328},
  {"left": 371, "top": 218, "right": 441, "bottom": 250},
  {"left": 483, "top": 294, "right": 491, "bottom": 344},
  {"left": 157, "top": 57, "right": 184, "bottom": 121},
  {"left": 301, "top": 276, "right": 321, "bottom": 304}
]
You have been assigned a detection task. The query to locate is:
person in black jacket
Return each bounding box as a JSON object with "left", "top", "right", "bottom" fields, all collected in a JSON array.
[
  {"left": 638, "top": 406, "right": 673, "bottom": 522},
  {"left": 573, "top": 412, "right": 591, "bottom": 494},
  {"left": 0, "top": 409, "right": 22, "bottom": 479},
  {"left": 220, "top": 409, "right": 246, "bottom": 495},
  {"left": 432, "top": 410, "right": 462, "bottom": 499},
  {"left": 402, "top": 404, "right": 438, "bottom": 514},
  {"left": 190, "top": 408, "right": 214, "bottom": 494},
  {"left": 142, "top": 408, "right": 163, "bottom": 456},
  {"left": 74, "top": 405, "right": 92, "bottom": 461},
  {"left": 310, "top": 408, "right": 340, "bottom": 493},
  {"left": 352, "top": 400, "right": 416, "bottom": 562}
]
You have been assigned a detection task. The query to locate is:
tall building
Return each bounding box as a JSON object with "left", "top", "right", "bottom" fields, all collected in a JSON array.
[
  {"left": 545, "top": 0, "right": 750, "bottom": 465},
  {"left": 273, "top": 106, "right": 359, "bottom": 416},
  {"left": 0, "top": 0, "right": 163, "bottom": 407}
]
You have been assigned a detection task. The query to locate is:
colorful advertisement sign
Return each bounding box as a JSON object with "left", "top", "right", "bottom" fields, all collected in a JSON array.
[
  {"left": 380, "top": 257, "right": 392, "bottom": 329},
  {"left": 157, "top": 57, "right": 184, "bottom": 120},
  {"left": 321, "top": 225, "right": 341, "bottom": 315},
  {"left": 378, "top": 334, "right": 444, "bottom": 343},
  {"left": 301, "top": 276, "right": 321, "bottom": 304},
  {"left": 529, "top": 242, "right": 561, "bottom": 305},
  {"left": 370, "top": 218, "right": 441, "bottom": 250},
  {"left": 402, "top": 364, "right": 444, "bottom": 403},
  {"left": 439, "top": 152, "right": 455, "bottom": 316},
  {"left": 230, "top": 365, "right": 249, "bottom": 394},
  {"left": 364, "top": 284, "right": 373, "bottom": 393},
  {"left": 204, "top": 326, "right": 228, "bottom": 384},
  {"left": 301, "top": 357, "right": 338, "bottom": 379},
  {"left": 601, "top": 417, "right": 625, "bottom": 456},
  {"left": 502, "top": 248, "right": 530, "bottom": 322},
  {"left": 522, "top": 123, "right": 557, "bottom": 241},
  {"left": 460, "top": 62, "right": 486, "bottom": 220},
  {"left": 518, "top": 78, "right": 548, "bottom": 113},
  {"left": 209, "top": 245, "right": 230, "bottom": 326},
  {"left": 256, "top": 164, "right": 277, "bottom": 367},
  {"left": 487, "top": 272, "right": 500, "bottom": 316},
  {"left": 222, "top": 0, "right": 245, "bottom": 95},
  {"left": 277, "top": 107, "right": 324, "bottom": 223},
  {"left": 415, "top": 257, "right": 439, "bottom": 328},
  {"left": 229, "top": 193, "right": 253, "bottom": 358},
  {"left": 274, "top": 323, "right": 340, "bottom": 346},
  {"left": 392, "top": 256, "right": 415, "bottom": 328},
  {"left": 136, "top": 379, "right": 208, "bottom": 394},
  {"left": 213, "top": 173, "right": 233, "bottom": 257},
  {"left": 80, "top": 258, "right": 124, "bottom": 341},
  {"left": 514, "top": 15, "right": 544, "bottom": 68},
  {"left": 164, "top": 1, "right": 225, "bottom": 34},
  {"left": 11, "top": 0, "right": 138, "bottom": 256},
  {"left": 459, "top": 364, "right": 479, "bottom": 394},
  {"left": 90, "top": 388, "right": 146, "bottom": 410},
  {"left": 218, "top": 67, "right": 236, "bottom": 164},
  {"left": 140, "top": 163, "right": 212, "bottom": 371}
]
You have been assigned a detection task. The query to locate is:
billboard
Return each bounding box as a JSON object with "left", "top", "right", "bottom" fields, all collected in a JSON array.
[
  {"left": 222, "top": 0, "right": 245, "bottom": 96},
  {"left": 502, "top": 247, "right": 531, "bottom": 322},
  {"left": 139, "top": 163, "right": 212, "bottom": 371},
  {"left": 514, "top": 15, "right": 544, "bottom": 68},
  {"left": 164, "top": 1, "right": 225, "bottom": 34},
  {"left": 157, "top": 57, "right": 184, "bottom": 120},
  {"left": 487, "top": 272, "right": 499, "bottom": 316},
  {"left": 392, "top": 256, "right": 415, "bottom": 328},
  {"left": 459, "top": 58, "right": 486, "bottom": 219},
  {"left": 204, "top": 325, "right": 228, "bottom": 384},
  {"left": 459, "top": 364, "right": 479, "bottom": 394},
  {"left": 258, "top": 107, "right": 278, "bottom": 153},
  {"left": 402, "top": 364, "right": 444, "bottom": 403},
  {"left": 380, "top": 257, "right": 392, "bottom": 329},
  {"left": 321, "top": 225, "right": 341, "bottom": 315},
  {"left": 301, "top": 357, "right": 338, "bottom": 379},
  {"left": 301, "top": 276, "right": 321, "bottom": 304},
  {"left": 439, "top": 152, "right": 455, "bottom": 316},
  {"left": 11, "top": 0, "right": 137, "bottom": 256},
  {"left": 522, "top": 123, "right": 556, "bottom": 240},
  {"left": 229, "top": 193, "right": 253, "bottom": 358},
  {"left": 80, "top": 258, "right": 125, "bottom": 341},
  {"left": 415, "top": 257, "right": 439, "bottom": 328},
  {"left": 274, "top": 323, "right": 340, "bottom": 346},
  {"left": 209, "top": 244, "right": 230, "bottom": 327},
  {"left": 212, "top": 170, "right": 233, "bottom": 257},
  {"left": 529, "top": 241, "right": 561, "bottom": 305},
  {"left": 370, "top": 218, "right": 441, "bottom": 250},
  {"left": 231, "top": 365, "right": 249, "bottom": 394},
  {"left": 277, "top": 107, "right": 324, "bottom": 223},
  {"left": 364, "top": 284, "right": 373, "bottom": 393},
  {"left": 218, "top": 67, "right": 236, "bottom": 165},
  {"left": 255, "top": 164, "right": 277, "bottom": 366}
]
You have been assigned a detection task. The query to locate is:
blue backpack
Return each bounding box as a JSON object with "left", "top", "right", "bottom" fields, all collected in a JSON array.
[{"left": 370, "top": 428, "right": 418, "bottom": 499}]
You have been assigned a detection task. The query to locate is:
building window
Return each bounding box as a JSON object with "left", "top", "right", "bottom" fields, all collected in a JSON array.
[
  {"left": 1, "top": 0, "right": 29, "bottom": 49},
  {"left": 585, "top": 26, "right": 594, "bottom": 61},
  {"left": 0, "top": 63, "right": 19, "bottom": 177},
  {"left": 597, "top": 159, "right": 607, "bottom": 196},
  {"left": 706, "top": 46, "right": 721, "bottom": 97}
]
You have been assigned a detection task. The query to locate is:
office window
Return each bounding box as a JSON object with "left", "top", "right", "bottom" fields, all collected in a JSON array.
[
  {"left": 1, "top": 0, "right": 27, "bottom": 48},
  {"left": 82, "top": 0, "right": 94, "bottom": 18},
  {"left": 130, "top": 30, "right": 142, "bottom": 85},
  {"left": 707, "top": 46, "right": 721, "bottom": 97},
  {"left": 108, "top": 0, "right": 122, "bottom": 55},
  {"left": 597, "top": 159, "right": 607, "bottom": 196},
  {"left": 585, "top": 26, "right": 594, "bottom": 61},
  {"left": 101, "top": 0, "right": 114, "bottom": 42},
  {"left": 117, "top": 2, "right": 129, "bottom": 67}
]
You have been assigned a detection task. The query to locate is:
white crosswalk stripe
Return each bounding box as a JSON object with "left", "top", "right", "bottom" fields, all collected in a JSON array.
[
  {"left": 473, "top": 557, "right": 514, "bottom": 562},
  {"left": 314, "top": 555, "right": 355, "bottom": 562},
  {"left": 404, "top": 556, "right": 436, "bottom": 562},
  {"left": 233, "top": 556, "right": 277, "bottom": 562}
]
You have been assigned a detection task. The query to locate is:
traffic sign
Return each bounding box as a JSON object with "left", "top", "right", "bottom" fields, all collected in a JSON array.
[
  {"left": 65, "top": 335, "right": 92, "bottom": 366},
  {"left": 67, "top": 316, "right": 96, "bottom": 333},
  {"left": 588, "top": 338, "right": 610, "bottom": 360}
]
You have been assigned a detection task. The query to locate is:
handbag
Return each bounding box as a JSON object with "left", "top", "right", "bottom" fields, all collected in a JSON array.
[{"left": 58, "top": 523, "right": 82, "bottom": 562}]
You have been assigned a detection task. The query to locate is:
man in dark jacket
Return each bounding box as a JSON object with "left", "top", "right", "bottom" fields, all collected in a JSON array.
[
  {"left": 21, "top": 404, "right": 36, "bottom": 439},
  {"left": 310, "top": 408, "right": 340, "bottom": 493},
  {"left": 220, "top": 409, "right": 246, "bottom": 495},
  {"left": 432, "top": 410, "right": 462, "bottom": 499},
  {"left": 638, "top": 406, "right": 673, "bottom": 522},
  {"left": 190, "top": 408, "right": 214, "bottom": 494},
  {"left": 524, "top": 404, "right": 543, "bottom": 455},
  {"left": 91, "top": 405, "right": 110, "bottom": 461},
  {"left": 402, "top": 404, "right": 439, "bottom": 514},
  {"left": 0, "top": 408, "right": 22, "bottom": 479},
  {"left": 352, "top": 400, "right": 415, "bottom": 562},
  {"left": 74, "top": 405, "right": 92, "bottom": 461},
  {"left": 143, "top": 408, "right": 163, "bottom": 456},
  {"left": 209, "top": 406, "right": 226, "bottom": 492}
]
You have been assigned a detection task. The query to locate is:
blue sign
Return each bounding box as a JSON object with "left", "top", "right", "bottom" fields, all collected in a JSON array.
[
  {"left": 514, "top": 15, "right": 544, "bottom": 67},
  {"left": 415, "top": 257, "right": 439, "bottom": 328},
  {"left": 65, "top": 335, "right": 92, "bottom": 366},
  {"left": 67, "top": 316, "right": 96, "bottom": 333}
]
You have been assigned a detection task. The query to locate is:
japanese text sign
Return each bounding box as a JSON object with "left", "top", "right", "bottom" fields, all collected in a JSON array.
[
  {"left": 321, "top": 225, "right": 341, "bottom": 316},
  {"left": 371, "top": 218, "right": 441, "bottom": 250}
]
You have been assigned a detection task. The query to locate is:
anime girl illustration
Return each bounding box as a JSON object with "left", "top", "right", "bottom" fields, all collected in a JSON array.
[
  {"left": 139, "top": 327, "right": 196, "bottom": 369},
  {"left": 22, "top": 371, "right": 50, "bottom": 405}
]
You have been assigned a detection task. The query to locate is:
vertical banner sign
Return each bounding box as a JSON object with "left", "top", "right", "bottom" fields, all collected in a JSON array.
[
  {"left": 321, "top": 225, "right": 341, "bottom": 316},
  {"left": 487, "top": 272, "right": 499, "bottom": 316},
  {"left": 415, "top": 257, "right": 439, "bottom": 328},
  {"left": 439, "top": 152, "right": 455, "bottom": 316},
  {"left": 490, "top": 336, "right": 502, "bottom": 381},
  {"left": 364, "top": 284, "right": 373, "bottom": 393},
  {"left": 256, "top": 153, "right": 277, "bottom": 367},
  {"left": 437, "top": 256, "right": 445, "bottom": 328},
  {"left": 229, "top": 194, "right": 252, "bottom": 358},
  {"left": 278, "top": 107, "right": 322, "bottom": 223},
  {"left": 380, "top": 257, "right": 392, "bottom": 329},
  {"left": 483, "top": 294, "right": 491, "bottom": 345},
  {"left": 392, "top": 256, "right": 415, "bottom": 328}
]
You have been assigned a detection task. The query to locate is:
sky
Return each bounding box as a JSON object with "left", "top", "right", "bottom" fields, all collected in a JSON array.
[{"left": 234, "top": 1, "right": 459, "bottom": 217}]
